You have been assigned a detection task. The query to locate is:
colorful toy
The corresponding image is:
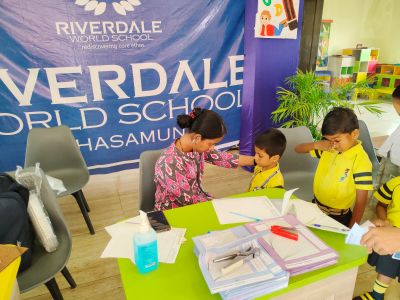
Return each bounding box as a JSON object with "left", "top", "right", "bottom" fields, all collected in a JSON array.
[
  {"left": 374, "top": 64, "right": 400, "bottom": 95},
  {"left": 327, "top": 55, "right": 354, "bottom": 84},
  {"left": 342, "top": 47, "right": 379, "bottom": 83}
]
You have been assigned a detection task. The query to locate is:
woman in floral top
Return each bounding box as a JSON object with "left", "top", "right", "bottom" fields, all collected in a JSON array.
[{"left": 154, "top": 108, "right": 255, "bottom": 211}]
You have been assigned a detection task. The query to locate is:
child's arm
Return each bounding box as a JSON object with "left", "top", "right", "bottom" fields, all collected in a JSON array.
[
  {"left": 238, "top": 155, "right": 256, "bottom": 166},
  {"left": 374, "top": 202, "right": 390, "bottom": 227},
  {"left": 295, "top": 140, "right": 333, "bottom": 153},
  {"left": 349, "top": 189, "right": 369, "bottom": 228}
]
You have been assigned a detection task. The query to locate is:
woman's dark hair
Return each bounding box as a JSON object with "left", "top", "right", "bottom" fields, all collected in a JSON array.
[
  {"left": 255, "top": 128, "right": 286, "bottom": 157},
  {"left": 393, "top": 85, "right": 400, "bottom": 100},
  {"left": 177, "top": 108, "right": 227, "bottom": 139},
  {"left": 321, "top": 107, "right": 359, "bottom": 136}
]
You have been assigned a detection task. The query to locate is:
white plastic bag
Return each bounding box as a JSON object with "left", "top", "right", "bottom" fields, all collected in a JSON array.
[
  {"left": 46, "top": 175, "right": 67, "bottom": 196},
  {"left": 15, "top": 164, "right": 59, "bottom": 252}
]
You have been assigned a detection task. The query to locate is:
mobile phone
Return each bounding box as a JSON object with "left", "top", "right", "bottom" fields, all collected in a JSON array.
[{"left": 147, "top": 210, "right": 171, "bottom": 233}]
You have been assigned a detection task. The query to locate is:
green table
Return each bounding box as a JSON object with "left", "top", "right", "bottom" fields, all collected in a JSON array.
[{"left": 118, "top": 189, "right": 367, "bottom": 299}]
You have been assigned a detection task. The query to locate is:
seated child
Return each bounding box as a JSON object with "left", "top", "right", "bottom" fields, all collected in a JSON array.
[
  {"left": 354, "top": 176, "right": 400, "bottom": 300},
  {"left": 248, "top": 128, "right": 286, "bottom": 191},
  {"left": 295, "top": 107, "right": 373, "bottom": 227},
  {"left": 376, "top": 85, "right": 400, "bottom": 186}
]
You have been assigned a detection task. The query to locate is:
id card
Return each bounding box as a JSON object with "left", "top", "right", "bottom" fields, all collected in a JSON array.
[{"left": 392, "top": 252, "right": 400, "bottom": 260}]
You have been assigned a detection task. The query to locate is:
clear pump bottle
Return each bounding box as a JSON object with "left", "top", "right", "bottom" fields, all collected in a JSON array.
[{"left": 133, "top": 210, "right": 158, "bottom": 273}]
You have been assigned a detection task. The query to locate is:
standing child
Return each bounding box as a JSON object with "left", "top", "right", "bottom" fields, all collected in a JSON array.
[
  {"left": 248, "top": 128, "right": 286, "bottom": 191},
  {"left": 376, "top": 85, "right": 400, "bottom": 186},
  {"left": 295, "top": 107, "right": 373, "bottom": 227},
  {"left": 354, "top": 176, "right": 400, "bottom": 300}
]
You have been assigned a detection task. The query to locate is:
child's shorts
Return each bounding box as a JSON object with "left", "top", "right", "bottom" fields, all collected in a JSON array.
[
  {"left": 312, "top": 198, "right": 352, "bottom": 227},
  {"left": 368, "top": 251, "right": 400, "bottom": 281}
]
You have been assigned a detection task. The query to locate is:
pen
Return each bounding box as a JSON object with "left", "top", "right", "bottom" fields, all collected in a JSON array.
[
  {"left": 229, "top": 212, "right": 261, "bottom": 222},
  {"left": 311, "top": 223, "right": 349, "bottom": 232}
]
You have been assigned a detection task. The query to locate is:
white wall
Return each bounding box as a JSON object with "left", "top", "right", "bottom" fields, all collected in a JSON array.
[{"left": 322, "top": 0, "right": 400, "bottom": 63}]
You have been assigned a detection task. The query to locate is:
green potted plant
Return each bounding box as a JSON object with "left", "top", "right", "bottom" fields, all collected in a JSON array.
[{"left": 271, "top": 70, "right": 383, "bottom": 140}]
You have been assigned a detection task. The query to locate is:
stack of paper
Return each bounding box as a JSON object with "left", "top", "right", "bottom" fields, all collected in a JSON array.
[
  {"left": 212, "top": 189, "right": 298, "bottom": 225},
  {"left": 193, "top": 226, "right": 289, "bottom": 300},
  {"left": 245, "top": 215, "right": 339, "bottom": 276},
  {"left": 212, "top": 196, "right": 281, "bottom": 224},
  {"left": 286, "top": 200, "right": 349, "bottom": 234},
  {"left": 101, "top": 216, "right": 186, "bottom": 264},
  {"left": 212, "top": 190, "right": 349, "bottom": 234}
]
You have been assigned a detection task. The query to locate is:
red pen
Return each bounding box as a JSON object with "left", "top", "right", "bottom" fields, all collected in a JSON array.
[{"left": 270, "top": 225, "right": 298, "bottom": 241}]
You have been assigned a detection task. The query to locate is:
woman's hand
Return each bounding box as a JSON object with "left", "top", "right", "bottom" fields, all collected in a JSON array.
[{"left": 361, "top": 225, "right": 400, "bottom": 255}]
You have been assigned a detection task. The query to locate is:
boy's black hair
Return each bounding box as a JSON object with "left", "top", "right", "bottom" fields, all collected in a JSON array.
[
  {"left": 393, "top": 85, "right": 400, "bottom": 100},
  {"left": 321, "top": 107, "right": 359, "bottom": 136},
  {"left": 255, "top": 128, "right": 286, "bottom": 157}
]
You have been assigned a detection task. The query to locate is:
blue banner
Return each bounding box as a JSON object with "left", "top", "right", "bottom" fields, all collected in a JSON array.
[{"left": 0, "top": 0, "right": 244, "bottom": 174}]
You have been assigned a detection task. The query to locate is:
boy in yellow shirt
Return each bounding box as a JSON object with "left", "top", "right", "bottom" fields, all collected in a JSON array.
[
  {"left": 354, "top": 176, "right": 400, "bottom": 300},
  {"left": 295, "top": 107, "right": 373, "bottom": 227},
  {"left": 248, "top": 128, "right": 286, "bottom": 191}
]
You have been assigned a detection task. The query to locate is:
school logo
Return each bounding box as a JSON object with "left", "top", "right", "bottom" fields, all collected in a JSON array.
[
  {"left": 74, "top": 0, "right": 142, "bottom": 16},
  {"left": 339, "top": 168, "right": 350, "bottom": 182}
]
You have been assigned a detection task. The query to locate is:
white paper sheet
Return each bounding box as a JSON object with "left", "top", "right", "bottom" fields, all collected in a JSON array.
[
  {"left": 201, "top": 230, "right": 238, "bottom": 249},
  {"left": 212, "top": 196, "right": 280, "bottom": 224},
  {"left": 345, "top": 220, "right": 376, "bottom": 246},
  {"left": 157, "top": 228, "right": 187, "bottom": 263},
  {"left": 345, "top": 223, "right": 366, "bottom": 245},
  {"left": 360, "top": 220, "right": 376, "bottom": 231},
  {"left": 101, "top": 219, "right": 186, "bottom": 264},
  {"left": 290, "top": 200, "right": 349, "bottom": 234},
  {"left": 280, "top": 188, "right": 298, "bottom": 215},
  {"left": 105, "top": 216, "right": 141, "bottom": 237},
  {"left": 212, "top": 191, "right": 349, "bottom": 236}
]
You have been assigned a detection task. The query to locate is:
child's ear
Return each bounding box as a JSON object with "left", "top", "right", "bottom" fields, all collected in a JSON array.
[
  {"left": 351, "top": 129, "right": 360, "bottom": 140},
  {"left": 270, "top": 154, "right": 280, "bottom": 163}
]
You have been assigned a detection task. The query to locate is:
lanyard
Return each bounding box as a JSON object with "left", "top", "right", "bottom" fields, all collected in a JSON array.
[{"left": 248, "top": 167, "right": 280, "bottom": 191}]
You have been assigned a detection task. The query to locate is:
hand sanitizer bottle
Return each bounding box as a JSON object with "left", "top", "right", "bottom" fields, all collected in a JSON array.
[{"left": 133, "top": 210, "right": 158, "bottom": 273}]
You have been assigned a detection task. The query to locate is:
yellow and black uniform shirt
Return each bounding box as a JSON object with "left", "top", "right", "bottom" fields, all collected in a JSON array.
[
  {"left": 248, "top": 163, "right": 284, "bottom": 192},
  {"left": 374, "top": 176, "right": 400, "bottom": 228},
  {"left": 310, "top": 141, "right": 373, "bottom": 209}
]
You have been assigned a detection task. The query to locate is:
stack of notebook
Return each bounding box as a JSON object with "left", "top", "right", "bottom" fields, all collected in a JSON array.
[
  {"left": 245, "top": 214, "right": 339, "bottom": 276},
  {"left": 193, "top": 215, "right": 338, "bottom": 299},
  {"left": 193, "top": 226, "right": 289, "bottom": 300}
]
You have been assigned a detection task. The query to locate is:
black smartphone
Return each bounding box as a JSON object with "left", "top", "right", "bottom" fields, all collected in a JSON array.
[{"left": 147, "top": 210, "right": 171, "bottom": 233}]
